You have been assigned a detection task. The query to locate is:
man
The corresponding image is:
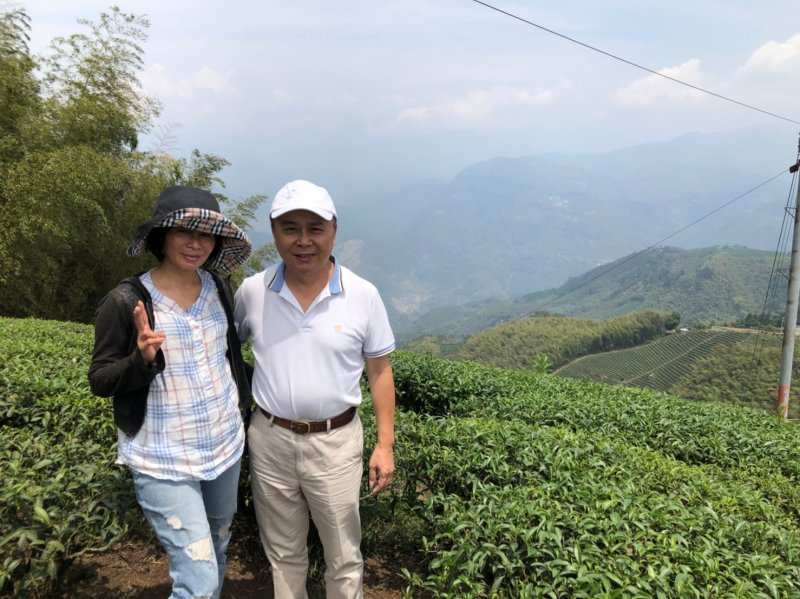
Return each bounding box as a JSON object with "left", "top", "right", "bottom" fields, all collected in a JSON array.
[{"left": 233, "top": 179, "right": 396, "bottom": 599}]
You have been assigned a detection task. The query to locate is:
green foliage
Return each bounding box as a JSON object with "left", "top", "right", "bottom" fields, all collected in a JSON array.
[
  {"left": 458, "top": 310, "right": 677, "bottom": 370},
  {"left": 0, "top": 7, "right": 270, "bottom": 322},
  {"left": 392, "top": 350, "right": 800, "bottom": 480},
  {"left": 398, "top": 417, "right": 800, "bottom": 597},
  {"left": 161, "top": 148, "right": 228, "bottom": 189},
  {"left": 0, "top": 7, "right": 160, "bottom": 322},
  {"left": 0, "top": 318, "right": 138, "bottom": 596},
  {"left": 6, "top": 320, "right": 800, "bottom": 596},
  {"left": 737, "top": 312, "right": 783, "bottom": 329},
  {"left": 402, "top": 335, "right": 464, "bottom": 357},
  {"left": 559, "top": 330, "right": 749, "bottom": 390},
  {"left": 392, "top": 351, "right": 526, "bottom": 416},
  {"left": 531, "top": 352, "right": 551, "bottom": 374},
  {"left": 0, "top": 6, "right": 30, "bottom": 55},
  {"left": 390, "top": 351, "right": 800, "bottom": 596},
  {"left": 0, "top": 146, "right": 161, "bottom": 321},
  {"left": 37, "top": 7, "right": 156, "bottom": 154},
  {"left": 673, "top": 338, "right": 799, "bottom": 419},
  {"left": 557, "top": 330, "right": 796, "bottom": 419},
  {"left": 404, "top": 246, "right": 780, "bottom": 341},
  {"left": 0, "top": 7, "right": 38, "bottom": 169}
]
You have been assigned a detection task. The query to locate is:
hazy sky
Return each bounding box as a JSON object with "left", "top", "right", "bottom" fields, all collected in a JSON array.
[{"left": 21, "top": 1, "right": 800, "bottom": 205}]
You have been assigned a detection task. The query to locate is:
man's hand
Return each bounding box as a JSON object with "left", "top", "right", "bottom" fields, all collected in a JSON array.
[
  {"left": 368, "top": 444, "right": 395, "bottom": 495},
  {"left": 365, "top": 355, "right": 396, "bottom": 495},
  {"left": 133, "top": 300, "right": 166, "bottom": 364}
]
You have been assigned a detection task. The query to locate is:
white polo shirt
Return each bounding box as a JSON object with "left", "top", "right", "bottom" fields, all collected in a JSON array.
[{"left": 234, "top": 259, "right": 395, "bottom": 420}]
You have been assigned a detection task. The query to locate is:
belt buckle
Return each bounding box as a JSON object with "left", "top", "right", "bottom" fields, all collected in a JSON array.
[{"left": 291, "top": 420, "right": 311, "bottom": 434}]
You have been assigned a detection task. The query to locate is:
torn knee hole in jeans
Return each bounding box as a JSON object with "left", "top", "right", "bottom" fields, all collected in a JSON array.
[
  {"left": 185, "top": 536, "right": 213, "bottom": 562},
  {"left": 218, "top": 523, "right": 230, "bottom": 541},
  {"left": 165, "top": 515, "right": 183, "bottom": 530}
]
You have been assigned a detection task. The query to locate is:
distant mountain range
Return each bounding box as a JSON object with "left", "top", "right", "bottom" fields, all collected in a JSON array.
[
  {"left": 248, "top": 126, "right": 796, "bottom": 334},
  {"left": 400, "top": 245, "right": 784, "bottom": 341}
]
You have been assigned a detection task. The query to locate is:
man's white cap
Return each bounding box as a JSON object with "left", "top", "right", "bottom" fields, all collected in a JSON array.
[{"left": 270, "top": 180, "right": 337, "bottom": 221}]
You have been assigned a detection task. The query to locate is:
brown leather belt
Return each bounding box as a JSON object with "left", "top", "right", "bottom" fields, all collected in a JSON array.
[{"left": 258, "top": 406, "right": 356, "bottom": 434}]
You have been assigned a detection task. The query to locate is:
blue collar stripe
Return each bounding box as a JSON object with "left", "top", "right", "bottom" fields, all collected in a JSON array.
[
  {"left": 268, "top": 263, "right": 286, "bottom": 292},
  {"left": 329, "top": 261, "right": 343, "bottom": 295}
]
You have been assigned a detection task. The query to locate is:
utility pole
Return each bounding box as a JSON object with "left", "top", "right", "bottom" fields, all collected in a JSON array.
[{"left": 777, "top": 141, "right": 800, "bottom": 420}]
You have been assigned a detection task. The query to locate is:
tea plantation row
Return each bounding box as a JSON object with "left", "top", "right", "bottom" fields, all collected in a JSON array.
[
  {"left": 3, "top": 317, "right": 800, "bottom": 597},
  {"left": 0, "top": 318, "right": 139, "bottom": 595}
]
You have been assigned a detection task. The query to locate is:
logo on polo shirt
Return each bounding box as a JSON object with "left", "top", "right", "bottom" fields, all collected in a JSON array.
[{"left": 334, "top": 324, "right": 344, "bottom": 333}]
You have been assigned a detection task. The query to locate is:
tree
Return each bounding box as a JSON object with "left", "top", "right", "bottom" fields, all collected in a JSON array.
[
  {"left": 0, "top": 7, "right": 270, "bottom": 322},
  {"left": 0, "top": 6, "right": 39, "bottom": 169},
  {"left": 36, "top": 7, "right": 158, "bottom": 155},
  {"left": 531, "top": 353, "right": 551, "bottom": 375}
]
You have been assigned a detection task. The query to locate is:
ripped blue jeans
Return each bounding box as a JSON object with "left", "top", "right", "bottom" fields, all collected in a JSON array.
[{"left": 131, "top": 459, "right": 241, "bottom": 599}]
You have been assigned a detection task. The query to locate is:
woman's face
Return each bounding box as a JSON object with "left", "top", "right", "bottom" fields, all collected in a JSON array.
[{"left": 162, "top": 227, "right": 216, "bottom": 271}]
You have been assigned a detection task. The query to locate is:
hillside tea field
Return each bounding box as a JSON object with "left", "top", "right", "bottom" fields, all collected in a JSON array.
[
  {"left": 4, "top": 318, "right": 800, "bottom": 597},
  {"left": 673, "top": 340, "right": 800, "bottom": 419},
  {"left": 458, "top": 310, "right": 679, "bottom": 370},
  {"left": 558, "top": 329, "right": 798, "bottom": 419},
  {"left": 557, "top": 330, "right": 748, "bottom": 389}
]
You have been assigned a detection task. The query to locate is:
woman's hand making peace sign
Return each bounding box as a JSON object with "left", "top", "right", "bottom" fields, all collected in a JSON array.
[{"left": 133, "top": 300, "right": 166, "bottom": 363}]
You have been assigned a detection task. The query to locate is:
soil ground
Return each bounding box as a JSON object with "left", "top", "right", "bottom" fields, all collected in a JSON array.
[{"left": 59, "top": 536, "right": 406, "bottom": 598}]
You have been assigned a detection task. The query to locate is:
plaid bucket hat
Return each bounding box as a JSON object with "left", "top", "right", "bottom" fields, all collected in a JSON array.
[{"left": 128, "top": 186, "right": 252, "bottom": 273}]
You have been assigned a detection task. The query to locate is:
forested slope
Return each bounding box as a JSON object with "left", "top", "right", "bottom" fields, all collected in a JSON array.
[
  {"left": 457, "top": 310, "right": 679, "bottom": 370},
  {"left": 402, "top": 246, "right": 779, "bottom": 340}
]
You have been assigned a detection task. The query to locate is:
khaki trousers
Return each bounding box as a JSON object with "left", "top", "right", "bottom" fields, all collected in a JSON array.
[{"left": 248, "top": 408, "right": 364, "bottom": 599}]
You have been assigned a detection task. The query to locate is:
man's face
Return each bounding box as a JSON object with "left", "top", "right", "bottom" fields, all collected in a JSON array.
[{"left": 271, "top": 210, "right": 337, "bottom": 278}]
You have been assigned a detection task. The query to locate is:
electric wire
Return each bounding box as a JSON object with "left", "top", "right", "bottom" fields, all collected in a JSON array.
[
  {"left": 470, "top": 0, "right": 800, "bottom": 126},
  {"left": 751, "top": 164, "right": 798, "bottom": 360},
  {"left": 751, "top": 183, "right": 791, "bottom": 356}
]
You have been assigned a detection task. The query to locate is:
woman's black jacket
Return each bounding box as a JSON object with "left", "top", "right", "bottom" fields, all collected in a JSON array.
[{"left": 88, "top": 272, "right": 252, "bottom": 437}]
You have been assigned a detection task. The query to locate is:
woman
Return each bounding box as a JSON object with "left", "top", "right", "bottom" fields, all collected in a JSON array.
[{"left": 89, "top": 185, "right": 252, "bottom": 599}]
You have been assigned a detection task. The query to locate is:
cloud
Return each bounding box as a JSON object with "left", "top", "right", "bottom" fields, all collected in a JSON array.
[
  {"left": 613, "top": 59, "right": 705, "bottom": 107},
  {"left": 139, "top": 63, "right": 238, "bottom": 100},
  {"left": 397, "top": 84, "right": 564, "bottom": 125},
  {"left": 741, "top": 33, "right": 800, "bottom": 74}
]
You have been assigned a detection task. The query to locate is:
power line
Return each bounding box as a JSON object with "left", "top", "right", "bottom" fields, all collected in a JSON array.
[
  {"left": 760, "top": 175, "right": 794, "bottom": 315},
  {"left": 751, "top": 160, "right": 799, "bottom": 361},
  {"left": 534, "top": 168, "right": 791, "bottom": 312},
  {"left": 470, "top": 0, "right": 800, "bottom": 127}
]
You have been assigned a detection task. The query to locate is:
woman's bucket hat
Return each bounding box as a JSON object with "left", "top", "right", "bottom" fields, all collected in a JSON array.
[{"left": 127, "top": 186, "right": 252, "bottom": 273}]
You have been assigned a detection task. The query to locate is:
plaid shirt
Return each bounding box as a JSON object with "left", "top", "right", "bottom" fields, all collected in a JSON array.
[{"left": 117, "top": 270, "right": 244, "bottom": 480}]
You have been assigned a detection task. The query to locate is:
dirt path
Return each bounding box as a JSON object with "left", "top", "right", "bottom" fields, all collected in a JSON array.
[{"left": 60, "top": 537, "right": 405, "bottom": 598}]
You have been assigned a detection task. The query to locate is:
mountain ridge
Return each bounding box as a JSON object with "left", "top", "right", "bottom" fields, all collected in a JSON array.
[
  {"left": 399, "top": 245, "right": 783, "bottom": 341},
  {"left": 248, "top": 126, "right": 795, "bottom": 328}
]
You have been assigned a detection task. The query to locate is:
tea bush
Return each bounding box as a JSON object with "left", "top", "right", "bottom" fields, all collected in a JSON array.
[
  {"left": 0, "top": 318, "right": 139, "bottom": 596},
  {"left": 394, "top": 415, "right": 800, "bottom": 596},
  {"left": 4, "top": 319, "right": 800, "bottom": 598},
  {"left": 392, "top": 351, "right": 800, "bottom": 480}
]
